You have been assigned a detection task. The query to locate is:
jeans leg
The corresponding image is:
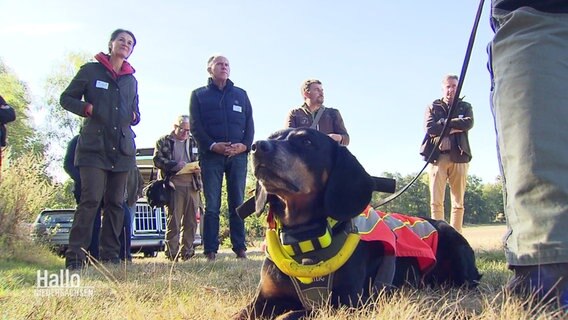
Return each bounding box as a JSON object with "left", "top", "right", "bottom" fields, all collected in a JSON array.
[
  {"left": 226, "top": 153, "right": 248, "bottom": 252},
  {"left": 201, "top": 153, "right": 224, "bottom": 254},
  {"left": 119, "top": 202, "right": 132, "bottom": 261}
]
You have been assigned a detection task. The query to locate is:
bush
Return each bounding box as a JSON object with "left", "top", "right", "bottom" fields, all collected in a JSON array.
[{"left": 0, "top": 150, "right": 66, "bottom": 257}]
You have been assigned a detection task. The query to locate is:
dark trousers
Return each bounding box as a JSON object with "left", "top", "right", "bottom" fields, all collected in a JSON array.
[
  {"left": 201, "top": 152, "right": 247, "bottom": 254},
  {"left": 119, "top": 202, "right": 132, "bottom": 261},
  {"left": 66, "top": 167, "right": 128, "bottom": 265}
]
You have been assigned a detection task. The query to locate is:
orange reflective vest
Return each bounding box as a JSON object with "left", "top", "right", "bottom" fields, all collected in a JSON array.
[{"left": 353, "top": 206, "right": 438, "bottom": 273}]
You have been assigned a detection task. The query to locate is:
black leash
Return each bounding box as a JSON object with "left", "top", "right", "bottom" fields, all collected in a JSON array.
[{"left": 375, "top": 0, "right": 486, "bottom": 208}]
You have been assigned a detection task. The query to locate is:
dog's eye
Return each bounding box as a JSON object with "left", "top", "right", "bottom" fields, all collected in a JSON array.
[{"left": 302, "top": 138, "right": 312, "bottom": 147}]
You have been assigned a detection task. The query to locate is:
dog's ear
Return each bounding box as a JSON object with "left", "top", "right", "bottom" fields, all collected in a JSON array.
[
  {"left": 255, "top": 183, "right": 268, "bottom": 214},
  {"left": 324, "top": 146, "right": 374, "bottom": 221}
]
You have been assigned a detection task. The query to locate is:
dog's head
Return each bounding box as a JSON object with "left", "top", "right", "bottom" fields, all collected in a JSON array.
[{"left": 250, "top": 128, "right": 374, "bottom": 227}]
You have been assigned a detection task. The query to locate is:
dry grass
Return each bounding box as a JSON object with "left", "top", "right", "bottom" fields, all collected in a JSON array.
[{"left": 1, "top": 225, "right": 567, "bottom": 320}]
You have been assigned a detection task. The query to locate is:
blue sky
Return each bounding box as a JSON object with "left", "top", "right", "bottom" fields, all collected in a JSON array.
[{"left": 1, "top": 0, "right": 499, "bottom": 182}]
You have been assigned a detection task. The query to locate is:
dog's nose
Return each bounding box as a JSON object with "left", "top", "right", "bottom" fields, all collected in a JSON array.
[{"left": 251, "top": 140, "right": 273, "bottom": 154}]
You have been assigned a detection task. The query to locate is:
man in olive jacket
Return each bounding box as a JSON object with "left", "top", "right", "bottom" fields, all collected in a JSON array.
[{"left": 420, "top": 74, "right": 473, "bottom": 233}]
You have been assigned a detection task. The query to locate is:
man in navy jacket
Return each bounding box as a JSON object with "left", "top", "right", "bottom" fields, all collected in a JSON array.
[{"left": 189, "top": 55, "right": 254, "bottom": 261}]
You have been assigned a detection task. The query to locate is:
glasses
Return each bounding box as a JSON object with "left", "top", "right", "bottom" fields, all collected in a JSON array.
[{"left": 176, "top": 125, "right": 190, "bottom": 134}]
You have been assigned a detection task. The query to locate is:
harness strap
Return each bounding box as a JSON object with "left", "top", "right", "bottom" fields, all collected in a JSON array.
[{"left": 290, "top": 273, "right": 334, "bottom": 310}]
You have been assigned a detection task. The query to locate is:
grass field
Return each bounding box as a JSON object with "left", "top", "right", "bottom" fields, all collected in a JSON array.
[{"left": 1, "top": 224, "right": 566, "bottom": 319}]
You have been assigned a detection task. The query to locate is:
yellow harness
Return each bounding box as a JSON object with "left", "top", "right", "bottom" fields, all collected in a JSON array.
[{"left": 265, "top": 217, "right": 361, "bottom": 284}]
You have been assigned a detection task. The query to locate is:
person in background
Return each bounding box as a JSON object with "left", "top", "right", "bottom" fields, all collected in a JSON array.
[
  {"left": 285, "top": 79, "right": 350, "bottom": 146},
  {"left": 488, "top": 0, "right": 568, "bottom": 309},
  {"left": 153, "top": 115, "right": 202, "bottom": 261},
  {"left": 119, "top": 165, "right": 144, "bottom": 261},
  {"left": 60, "top": 28, "right": 140, "bottom": 269},
  {"left": 420, "top": 74, "right": 473, "bottom": 233},
  {"left": 63, "top": 135, "right": 101, "bottom": 259},
  {"left": 189, "top": 55, "right": 254, "bottom": 261},
  {"left": 0, "top": 94, "right": 16, "bottom": 179}
]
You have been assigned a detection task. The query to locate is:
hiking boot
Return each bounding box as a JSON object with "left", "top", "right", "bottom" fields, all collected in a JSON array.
[
  {"left": 181, "top": 251, "right": 195, "bottom": 261},
  {"left": 235, "top": 249, "right": 247, "bottom": 259},
  {"left": 66, "top": 260, "right": 84, "bottom": 271},
  {"left": 205, "top": 252, "right": 216, "bottom": 261},
  {"left": 507, "top": 263, "right": 568, "bottom": 311}
]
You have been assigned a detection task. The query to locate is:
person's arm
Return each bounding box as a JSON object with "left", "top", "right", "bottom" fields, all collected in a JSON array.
[
  {"left": 131, "top": 89, "right": 141, "bottom": 126},
  {"left": 284, "top": 109, "right": 297, "bottom": 128},
  {"left": 424, "top": 103, "right": 446, "bottom": 137},
  {"left": 189, "top": 89, "right": 215, "bottom": 151},
  {"left": 331, "top": 109, "right": 350, "bottom": 146},
  {"left": 152, "top": 137, "right": 178, "bottom": 174},
  {"left": 60, "top": 64, "right": 93, "bottom": 117},
  {"left": 242, "top": 91, "right": 255, "bottom": 151},
  {"left": 0, "top": 105, "right": 16, "bottom": 124},
  {"left": 448, "top": 101, "right": 474, "bottom": 132}
]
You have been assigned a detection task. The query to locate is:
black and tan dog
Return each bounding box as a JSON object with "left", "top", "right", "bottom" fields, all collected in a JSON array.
[{"left": 234, "top": 128, "right": 481, "bottom": 320}]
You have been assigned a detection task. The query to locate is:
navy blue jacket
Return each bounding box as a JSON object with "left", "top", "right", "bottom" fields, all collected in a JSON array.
[{"left": 189, "top": 78, "right": 254, "bottom": 155}]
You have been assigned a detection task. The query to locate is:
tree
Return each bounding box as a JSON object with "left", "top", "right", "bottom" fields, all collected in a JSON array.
[
  {"left": 37, "top": 52, "right": 90, "bottom": 179},
  {"left": 372, "top": 172, "right": 430, "bottom": 216},
  {"left": 483, "top": 178, "right": 504, "bottom": 222},
  {"left": 0, "top": 59, "right": 43, "bottom": 159}
]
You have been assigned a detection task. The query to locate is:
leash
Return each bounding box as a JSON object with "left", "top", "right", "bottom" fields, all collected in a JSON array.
[{"left": 375, "top": 0, "right": 486, "bottom": 208}]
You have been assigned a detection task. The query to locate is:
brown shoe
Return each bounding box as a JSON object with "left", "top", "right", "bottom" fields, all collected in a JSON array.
[
  {"left": 235, "top": 249, "right": 247, "bottom": 259},
  {"left": 205, "top": 252, "right": 216, "bottom": 261}
]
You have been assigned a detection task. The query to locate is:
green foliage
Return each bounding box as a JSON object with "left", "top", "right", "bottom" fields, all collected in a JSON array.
[
  {"left": 0, "top": 59, "right": 43, "bottom": 159},
  {"left": 371, "top": 171, "right": 503, "bottom": 224},
  {"left": 0, "top": 151, "right": 68, "bottom": 256},
  {"left": 37, "top": 52, "right": 90, "bottom": 178}
]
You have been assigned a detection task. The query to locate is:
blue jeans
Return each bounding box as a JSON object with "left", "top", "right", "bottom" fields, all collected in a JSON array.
[
  {"left": 201, "top": 152, "right": 248, "bottom": 254},
  {"left": 119, "top": 202, "right": 133, "bottom": 261}
]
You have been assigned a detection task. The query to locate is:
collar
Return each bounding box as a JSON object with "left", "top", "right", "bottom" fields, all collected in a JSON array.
[
  {"left": 94, "top": 52, "right": 135, "bottom": 78},
  {"left": 266, "top": 216, "right": 360, "bottom": 284},
  {"left": 300, "top": 103, "right": 324, "bottom": 116},
  {"left": 207, "top": 77, "right": 234, "bottom": 91}
]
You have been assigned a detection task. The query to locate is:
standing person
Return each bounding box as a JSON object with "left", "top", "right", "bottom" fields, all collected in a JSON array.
[
  {"left": 63, "top": 135, "right": 101, "bottom": 259},
  {"left": 189, "top": 55, "right": 254, "bottom": 261},
  {"left": 0, "top": 94, "right": 16, "bottom": 178},
  {"left": 119, "top": 165, "right": 144, "bottom": 261},
  {"left": 60, "top": 28, "right": 140, "bottom": 269},
  {"left": 153, "top": 115, "right": 202, "bottom": 261},
  {"left": 420, "top": 74, "right": 473, "bottom": 233},
  {"left": 285, "top": 79, "right": 350, "bottom": 146},
  {"left": 489, "top": 1, "right": 568, "bottom": 308}
]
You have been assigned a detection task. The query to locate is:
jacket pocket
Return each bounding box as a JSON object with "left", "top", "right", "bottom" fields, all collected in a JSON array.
[
  {"left": 78, "top": 126, "right": 104, "bottom": 153},
  {"left": 120, "top": 127, "right": 136, "bottom": 156}
]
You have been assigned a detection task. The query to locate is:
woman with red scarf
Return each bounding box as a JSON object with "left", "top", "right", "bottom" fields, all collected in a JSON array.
[{"left": 60, "top": 29, "right": 140, "bottom": 269}]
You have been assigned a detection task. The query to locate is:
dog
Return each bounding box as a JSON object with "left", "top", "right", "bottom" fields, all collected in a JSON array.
[{"left": 234, "top": 128, "right": 481, "bottom": 320}]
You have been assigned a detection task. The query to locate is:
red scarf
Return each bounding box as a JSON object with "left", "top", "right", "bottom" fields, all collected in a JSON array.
[{"left": 94, "top": 52, "right": 135, "bottom": 79}]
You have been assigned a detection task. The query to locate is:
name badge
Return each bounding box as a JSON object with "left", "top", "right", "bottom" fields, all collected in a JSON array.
[
  {"left": 192, "top": 147, "right": 198, "bottom": 154},
  {"left": 96, "top": 80, "right": 109, "bottom": 89},
  {"left": 233, "top": 105, "right": 242, "bottom": 112}
]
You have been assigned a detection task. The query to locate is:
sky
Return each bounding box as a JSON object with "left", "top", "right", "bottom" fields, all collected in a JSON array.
[{"left": 0, "top": 0, "right": 500, "bottom": 183}]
